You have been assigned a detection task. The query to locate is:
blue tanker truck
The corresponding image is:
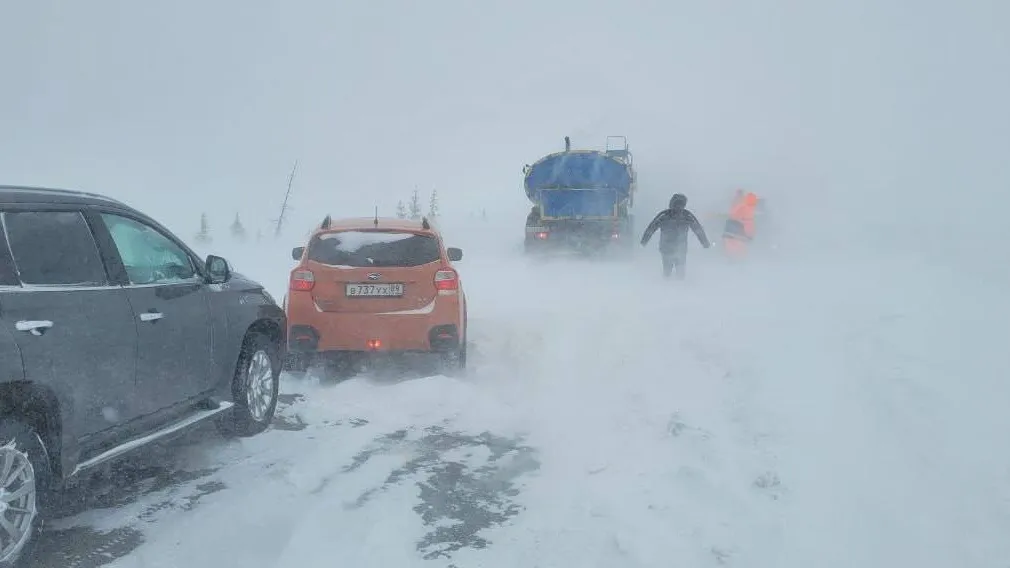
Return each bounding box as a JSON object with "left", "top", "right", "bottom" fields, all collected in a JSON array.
[{"left": 523, "top": 136, "right": 637, "bottom": 256}]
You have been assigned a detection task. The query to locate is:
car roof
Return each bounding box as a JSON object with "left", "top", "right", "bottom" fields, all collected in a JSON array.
[
  {"left": 314, "top": 216, "right": 439, "bottom": 234},
  {"left": 0, "top": 184, "right": 130, "bottom": 208}
]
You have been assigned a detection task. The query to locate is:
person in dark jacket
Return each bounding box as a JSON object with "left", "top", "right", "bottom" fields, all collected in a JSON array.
[{"left": 640, "top": 193, "right": 711, "bottom": 279}]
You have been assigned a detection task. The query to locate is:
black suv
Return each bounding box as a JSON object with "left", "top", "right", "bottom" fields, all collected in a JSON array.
[{"left": 0, "top": 186, "right": 286, "bottom": 566}]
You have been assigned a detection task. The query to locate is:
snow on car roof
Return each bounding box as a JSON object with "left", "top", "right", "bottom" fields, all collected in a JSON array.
[
  {"left": 319, "top": 230, "right": 419, "bottom": 252},
  {"left": 316, "top": 217, "right": 435, "bottom": 232}
]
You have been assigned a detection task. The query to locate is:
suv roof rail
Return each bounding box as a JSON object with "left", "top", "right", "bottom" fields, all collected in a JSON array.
[{"left": 0, "top": 184, "right": 129, "bottom": 206}]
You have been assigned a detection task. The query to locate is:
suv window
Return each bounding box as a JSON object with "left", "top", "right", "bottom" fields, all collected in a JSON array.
[
  {"left": 308, "top": 230, "right": 441, "bottom": 267},
  {"left": 100, "top": 213, "right": 198, "bottom": 284},
  {"left": 3, "top": 210, "right": 108, "bottom": 286}
]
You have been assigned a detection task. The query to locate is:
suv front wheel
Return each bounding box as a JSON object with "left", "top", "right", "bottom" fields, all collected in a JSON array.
[
  {"left": 217, "top": 332, "right": 281, "bottom": 437},
  {"left": 0, "top": 419, "right": 50, "bottom": 568}
]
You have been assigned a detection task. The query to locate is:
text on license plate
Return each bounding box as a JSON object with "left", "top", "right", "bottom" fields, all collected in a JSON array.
[{"left": 346, "top": 283, "right": 404, "bottom": 297}]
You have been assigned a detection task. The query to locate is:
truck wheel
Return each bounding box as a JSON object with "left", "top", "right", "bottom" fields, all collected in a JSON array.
[
  {"left": 217, "top": 332, "right": 281, "bottom": 437},
  {"left": 0, "top": 420, "right": 50, "bottom": 568}
]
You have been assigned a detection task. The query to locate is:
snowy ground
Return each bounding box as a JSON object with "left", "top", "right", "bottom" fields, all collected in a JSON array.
[{"left": 34, "top": 220, "right": 1010, "bottom": 568}]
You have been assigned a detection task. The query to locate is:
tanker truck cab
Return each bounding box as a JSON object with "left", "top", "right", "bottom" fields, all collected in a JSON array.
[{"left": 523, "top": 136, "right": 637, "bottom": 258}]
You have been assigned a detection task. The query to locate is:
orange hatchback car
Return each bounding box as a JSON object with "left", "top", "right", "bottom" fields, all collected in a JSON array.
[{"left": 284, "top": 215, "right": 467, "bottom": 374}]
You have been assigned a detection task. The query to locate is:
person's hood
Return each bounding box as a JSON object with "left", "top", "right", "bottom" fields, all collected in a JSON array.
[{"left": 669, "top": 194, "right": 688, "bottom": 210}]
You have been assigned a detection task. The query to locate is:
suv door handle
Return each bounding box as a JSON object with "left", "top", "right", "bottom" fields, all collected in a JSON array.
[
  {"left": 15, "top": 320, "right": 54, "bottom": 336},
  {"left": 139, "top": 312, "right": 164, "bottom": 323}
]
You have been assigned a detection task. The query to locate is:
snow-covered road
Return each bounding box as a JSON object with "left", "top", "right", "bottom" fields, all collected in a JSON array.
[{"left": 34, "top": 225, "right": 1010, "bottom": 568}]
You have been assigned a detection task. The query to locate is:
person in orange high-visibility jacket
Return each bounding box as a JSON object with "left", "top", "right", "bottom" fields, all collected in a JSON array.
[{"left": 722, "top": 191, "right": 759, "bottom": 259}]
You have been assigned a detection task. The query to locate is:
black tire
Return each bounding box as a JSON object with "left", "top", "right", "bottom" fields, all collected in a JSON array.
[
  {"left": 217, "top": 332, "right": 281, "bottom": 438},
  {"left": 439, "top": 317, "right": 467, "bottom": 376},
  {"left": 282, "top": 352, "right": 312, "bottom": 379},
  {"left": 461, "top": 311, "right": 468, "bottom": 370},
  {"left": 0, "top": 420, "right": 51, "bottom": 568},
  {"left": 439, "top": 345, "right": 466, "bottom": 376}
]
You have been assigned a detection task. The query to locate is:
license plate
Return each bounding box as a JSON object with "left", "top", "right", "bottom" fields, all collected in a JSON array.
[{"left": 346, "top": 283, "right": 404, "bottom": 297}]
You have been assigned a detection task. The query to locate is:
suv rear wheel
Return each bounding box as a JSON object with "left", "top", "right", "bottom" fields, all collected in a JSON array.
[
  {"left": 217, "top": 332, "right": 281, "bottom": 437},
  {"left": 282, "top": 352, "right": 313, "bottom": 379},
  {"left": 440, "top": 343, "right": 466, "bottom": 375},
  {"left": 0, "top": 419, "right": 50, "bottom": 568},
  {"left": 439, "top": 317, "right": 467, "bottom": 376}
]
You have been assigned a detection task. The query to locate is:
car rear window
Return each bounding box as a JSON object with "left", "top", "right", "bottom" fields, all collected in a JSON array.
[{"left": 307, "top": 230, "right": 441, "bottom": 267}]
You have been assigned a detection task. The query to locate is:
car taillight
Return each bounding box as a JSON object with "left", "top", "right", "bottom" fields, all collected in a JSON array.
[
  {"left": 290, "top": 269, "right": 315, "bottom": 291},
  {"left": 434, "top": 268, "right": 458, "bottom": 292}
]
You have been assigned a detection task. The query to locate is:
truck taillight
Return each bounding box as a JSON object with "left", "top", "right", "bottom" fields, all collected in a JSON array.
[
  {"left": 535, "top": 231, "right": 549, "bottom": 240},
  {"left": 290, "top": 270, "right": 315, "bottom": 291},
  {"left": 434, "top": 269, "right": 458, "bottom": 292}
]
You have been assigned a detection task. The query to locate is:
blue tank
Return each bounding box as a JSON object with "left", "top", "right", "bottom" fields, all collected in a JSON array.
[
  {"left": 523, "top": 150, "right": 633, "bottom": 200},
  {"left": 523, "top": 147, "right": 635, "bottom": 219}
]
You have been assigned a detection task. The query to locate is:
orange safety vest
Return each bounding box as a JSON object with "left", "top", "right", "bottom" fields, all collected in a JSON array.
[{"left": 724, "top": 193, "right": 758, "bottom": 240}]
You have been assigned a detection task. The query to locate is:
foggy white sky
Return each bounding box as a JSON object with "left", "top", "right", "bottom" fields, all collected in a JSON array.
[{"left": 2, "top": 0, "right": 1007, "bottom": 257}]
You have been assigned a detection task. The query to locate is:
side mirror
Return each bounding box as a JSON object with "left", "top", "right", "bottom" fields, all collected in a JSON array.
[
  {"left": 291, "top": 246, "right": 305, "bottom": 261},
  {"left": 447, "top": 247, "right": 463, "bottom": 262},
  {"left": 206, "top": 255, "right": 231, "bottom": 284}
]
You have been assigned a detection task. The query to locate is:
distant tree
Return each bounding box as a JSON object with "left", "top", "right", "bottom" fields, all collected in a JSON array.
[
  {"left": 428, "top": 188, "right": 440, "bottom": 219},
  {"left": 396, "top": 200, "right": 408, "bottom": 219},
  {"left": 230, "top": 213, "right": 247, "bottom": 242},
  {"left": 408, "top": 189, "right": 422, "bottom": 220},
  {"left": 195, "top": 213, "right": 212, "bottom": 244},
  {"left": 256, "top": 229, "right": 263, "bottom": 243}
]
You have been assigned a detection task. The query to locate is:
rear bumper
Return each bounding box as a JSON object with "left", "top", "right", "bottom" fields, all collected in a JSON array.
[
  {"left": 525, "top": 233, "right": 629, "bottom": 254},
  {"left": 525, "top": 220, "right": 631, "bottom": 252},
  {"left": 287, "top": 295, "right": 463, "bottom": 353}
]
